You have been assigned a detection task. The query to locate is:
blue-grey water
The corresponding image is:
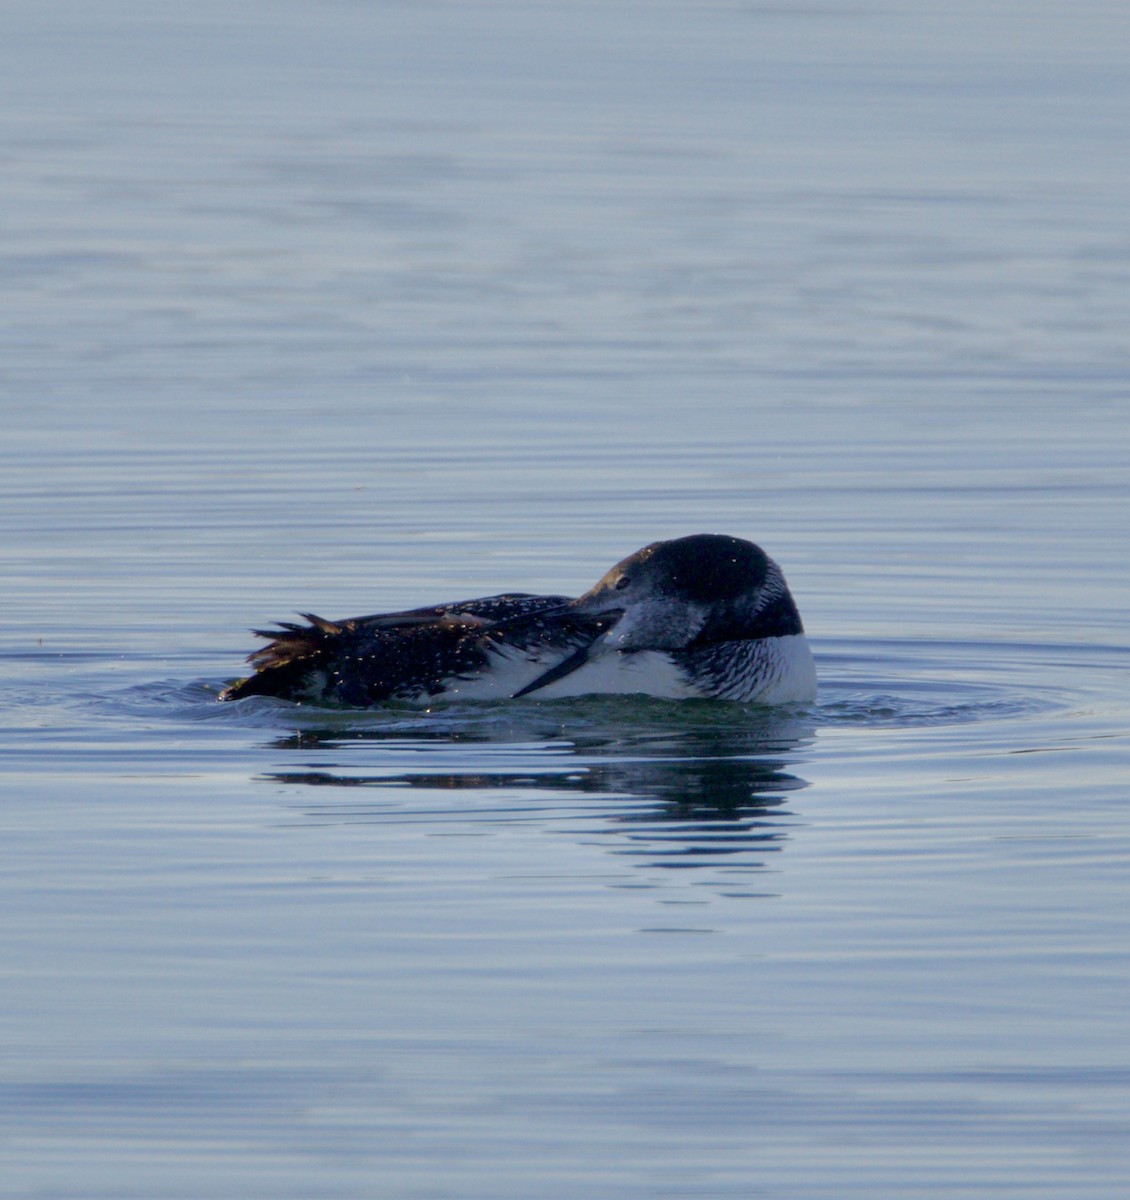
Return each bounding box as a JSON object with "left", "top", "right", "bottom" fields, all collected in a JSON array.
[{"left": 3, "top": 2, "right": 1130, "bottom": 1197}]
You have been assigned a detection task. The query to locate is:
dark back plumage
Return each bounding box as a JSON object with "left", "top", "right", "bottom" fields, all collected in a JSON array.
[{"left": 221, "top": 594, "right": 609, "bottom": 706}]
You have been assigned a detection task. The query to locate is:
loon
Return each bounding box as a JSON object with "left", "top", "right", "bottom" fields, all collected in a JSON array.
[{"left": 219, "top": 534, "right": 817, "bottom": 707}]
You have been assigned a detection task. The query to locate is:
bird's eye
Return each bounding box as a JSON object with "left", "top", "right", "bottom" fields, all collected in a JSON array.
[{"left": 615, "top": 576, "right": 631, "bottom": 591}]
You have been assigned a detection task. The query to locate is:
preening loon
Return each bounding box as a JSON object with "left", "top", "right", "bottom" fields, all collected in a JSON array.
[{"left": 220, "top": 534, "right": 817, "bottom": 707}]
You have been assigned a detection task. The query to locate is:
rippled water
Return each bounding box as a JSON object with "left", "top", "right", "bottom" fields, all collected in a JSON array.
[{"left": 3, "top": 2, "right": 1130, "bottom": 1197}]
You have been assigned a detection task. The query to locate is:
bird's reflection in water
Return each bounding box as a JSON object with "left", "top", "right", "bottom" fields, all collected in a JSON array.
[{"left": 258, "top": 698, "right": 815, "bottom": 875}]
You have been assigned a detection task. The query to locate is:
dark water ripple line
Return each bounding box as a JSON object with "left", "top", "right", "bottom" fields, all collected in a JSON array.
[{"left": 815, "top": 689, "right": 1057, "bottom": 727}]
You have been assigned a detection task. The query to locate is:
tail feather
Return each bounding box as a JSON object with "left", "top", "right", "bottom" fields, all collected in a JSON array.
[{"left": 220, "top": 613, "right": 342, "bottom": 701}]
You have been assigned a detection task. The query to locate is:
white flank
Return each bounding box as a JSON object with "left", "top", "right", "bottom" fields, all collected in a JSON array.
[
  {"left": 436, "top": 643, "right": 688, "bottom": 702},
  {"left": 437, "top": 633, "right": 816, "bottom": 704}
]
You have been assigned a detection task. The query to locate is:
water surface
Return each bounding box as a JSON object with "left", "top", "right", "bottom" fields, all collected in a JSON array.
[{"left": 2, "top": 2, "right": 1130, "bottom": 1197}]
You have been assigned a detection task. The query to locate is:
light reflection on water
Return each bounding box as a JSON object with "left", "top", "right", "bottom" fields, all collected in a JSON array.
[
  {"left": 203, "top": 637, "right": 1066, "bottom": 883},
  {"left": 257, "top": 711, "right": 812, "bottom": 877},
  {"left": 135, "top": 634, "right": 1098, "bottom": 890}
]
